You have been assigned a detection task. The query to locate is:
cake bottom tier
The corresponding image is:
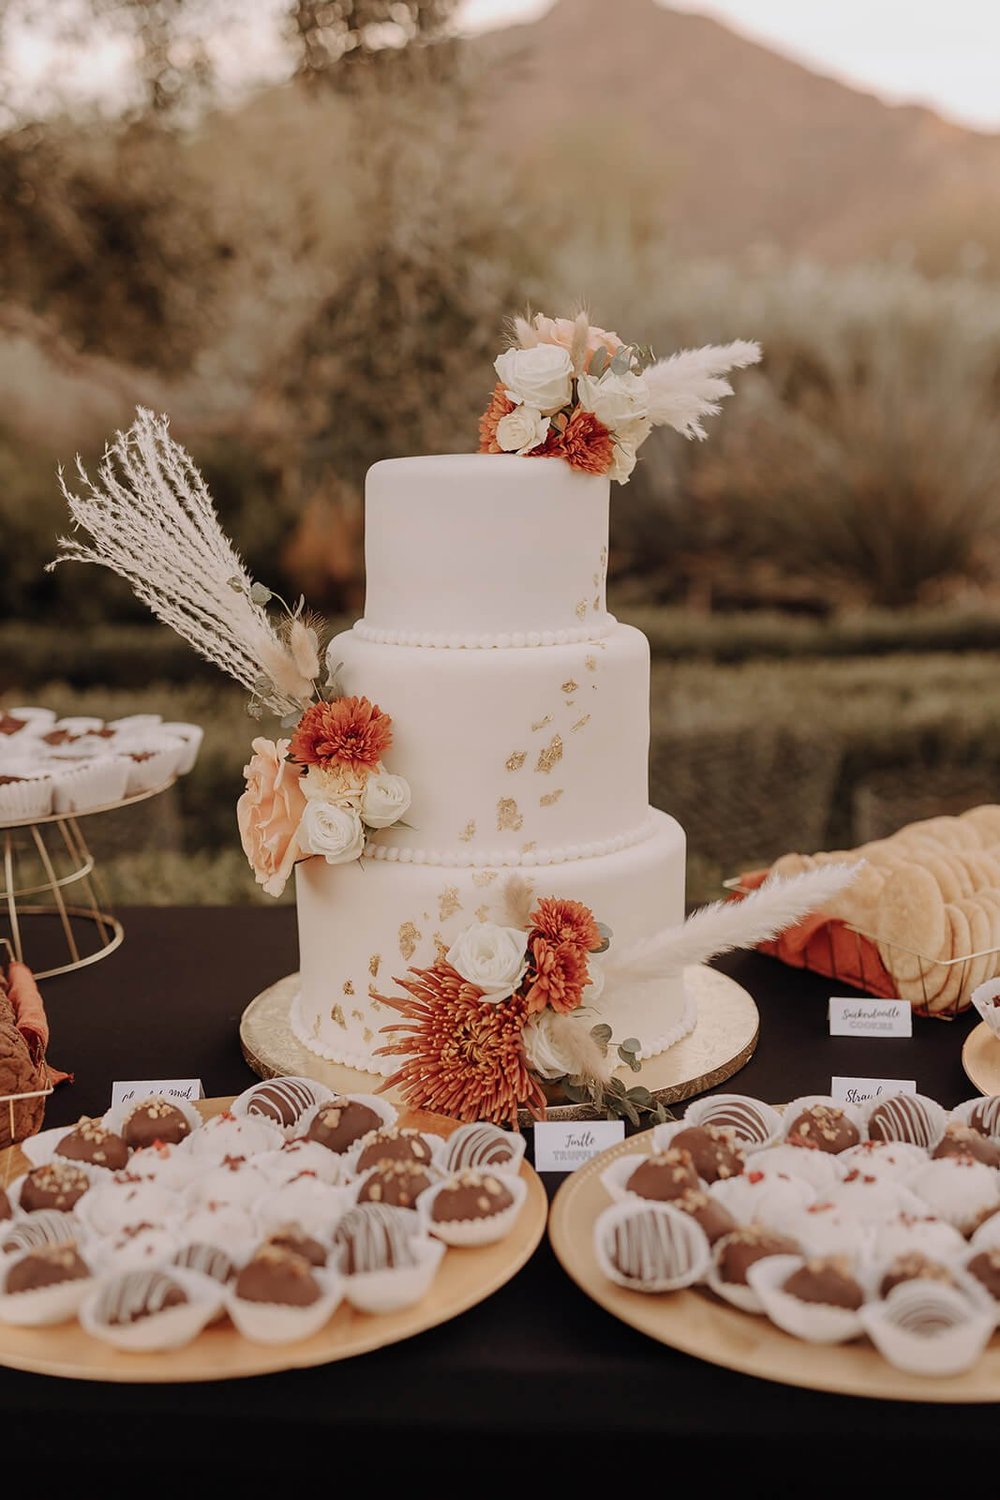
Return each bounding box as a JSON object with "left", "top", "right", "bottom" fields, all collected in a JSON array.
[{"left": 290, "top": 809, "right": 689, "bottom": 1076}]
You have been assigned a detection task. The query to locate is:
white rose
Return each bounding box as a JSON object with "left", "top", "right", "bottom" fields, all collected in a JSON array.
[
  {"left": 495, "top": 406, "right": 550, "bottom": 456},
  {"left": 360, "top": 771, "right": 412, "bottom": 829},
  {"left": 576, "top": 369, "right": 649, "bottom": 430},
  {"left": 581, "top": 957, "right": 606, "bottom": 1003},
  {"left": 494, "top": 344, "right": 573, "bottom": 415},
  {"left": 521, "top": 1011, "right": 574, "bottom": 1081},
  {"left": 301, "top": 764, "right": 366, "bottom": 804},
  {"left": 607, "top": 441, "right": 638, "bottom": 485},
  {"left": 446, "top": 922, "right": 529, "bottom": 1004},
  {"left": 298, "top": 799, "right": 367, "bottom": 865}
]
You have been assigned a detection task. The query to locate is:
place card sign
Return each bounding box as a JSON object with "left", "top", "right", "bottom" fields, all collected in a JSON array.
[
  {"left": 533, "top": 1119, "right": 624, "bottom": 1172},
  {"left": 828, "top": 997, "right": 912, "bottom": 1038},
  {"left": 111, "top": 1078, "right": 204, "bottom": 1107},
  {"left": 830, "top": 1076, "right": 916, "bottom": 1107}
]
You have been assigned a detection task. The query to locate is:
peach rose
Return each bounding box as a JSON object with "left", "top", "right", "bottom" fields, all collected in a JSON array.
[
  {"left": 237, "top": 737, "right": 307, "bottom": 898},
  {"left": 530, "top": 315, "right": 622, "bottom": 368}
]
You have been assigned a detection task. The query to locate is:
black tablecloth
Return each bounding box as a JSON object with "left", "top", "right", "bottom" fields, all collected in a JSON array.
[{"left": 5, "top": 907, "right": 996, "bottom": 1477}]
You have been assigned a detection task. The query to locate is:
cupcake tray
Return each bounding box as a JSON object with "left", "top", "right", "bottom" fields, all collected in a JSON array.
[
  {"left": 0, "top": 776, "right": 177, "bottom": 831},
  {"left": 548, "top": 1121, "right": 1000, "bottom": 1404},
  {"left": 0, "top": 1096, "right": 548, "bottom": 1383}
]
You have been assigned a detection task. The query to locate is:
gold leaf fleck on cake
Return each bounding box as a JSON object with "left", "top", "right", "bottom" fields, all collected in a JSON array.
[
  {"left": 368, "top": 953, "right": 381, "bottom": 978},
  {"left": 593, "top": 573, "right": 600, "bottom": 588},
  {"left": 531, "top": 715, "right": 552, "bottom": 733},
  {"left": 561, "top": 680, "right": 579, "bottom": 695},
  {"left": 539, "top": 789, "right": 564, "bottom": 807},
  {"left": 458, "top": 819, "right": 476, "bottom": 843},
  {"left": 368, "top": 982, "right": 381, "bottom": 998},
  {"left": 572, "top": 715, "right": 591, "bottom": 732},
  {"left": 329, "top": 1004, "right": 346, "bottom": 1029},
  {"left": 342, "top": 979, "right": 355, "bottom": 996},
  {"left": 585, "top": 655, "right": 597, "bottom": 672},
  {"left": 475, "top": 904, "right": 490, "bottom": 923},
  {"left": 352, "top": 1009, "right": 363, "bottom": 1022},
  {"left": 535, "top": 734, "right": 564, "bottom": 774},
  {"left": 363, "top": 1028, "right": 373, "bottom": 1045},
  {"left": 310, "top": 1016, "right": 320, "bottom": 1039},
  {"left": 575, "top": 599, "right": 587, "bottom": 620},
  {"left": 398, "top": 921, "right": 421, "bottom": 961},
  {"left": 521, "top": 841, "right": 536, "bottom": 853},
  {"left": 505, "top": 750, "right": 527, "bottom": 772},
  {"left": 496, "top": 797, "right": 524, "bottom": 832},
  {"left": 433, "top": 932, "right": 449, "bottom": 961},
  {"left": 472, "top": 870, "right": 497, "bottom": 887},
  {"left": 438, "top": 886, "right": 462, "bottom": 920}
]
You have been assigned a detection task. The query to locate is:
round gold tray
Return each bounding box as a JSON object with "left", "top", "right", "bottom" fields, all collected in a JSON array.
[
  {"left": 0, "top": 1096, "right": 547, "bottom": 1383},
  {"left": 962, "top": 1021, "right": 1000, "bottom": 1098},
  {"left": 240, "top": 964, "right": 760, "bottom": 1125},
  {"left": 549, "top": 1124, "right": 1000, "bottom": 1403}
]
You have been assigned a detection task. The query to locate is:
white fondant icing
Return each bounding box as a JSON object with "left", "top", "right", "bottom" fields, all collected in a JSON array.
[{"left": 352, "top": 619, "right": 617, "bottom": 649}]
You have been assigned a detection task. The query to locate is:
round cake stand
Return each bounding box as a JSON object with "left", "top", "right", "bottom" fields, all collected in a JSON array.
[
  {"left": 961, "top": 1021, "right": 1000, "bottom": 1098},
  {"left": 240, "top": 964, "right": 760, "bottom": 1125}
]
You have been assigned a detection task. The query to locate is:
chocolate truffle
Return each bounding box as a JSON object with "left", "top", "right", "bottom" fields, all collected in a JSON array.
[
  {"left": 785, "top": 1104, "right": 859, "bottom": 1154},
  {"left": 332, "top": 1203, "right": 418, "bottom": 1274},
  {"left": 933, "top": 1123, "right": 1000, "bottom": 1168},
  {"left": 1, "top": 1211, "right": 77, "bottom": 1257},
  {"left": 670, "top": 1188, "right": 737, "bottom": 1245},
  {"left": 668, "top": 1125, "right": 744, "bottom": 1183},
  {"left": 0, "top": 1186, "right": 11, "bottom": 1223},
  {"left": 19, "top": 1162, "right": 91, "bottom": 1214},
  {"left": 234, "top": 1246, "right": 322, "bottom": 1307},
  {"left": 122, "top": 1098, "right": 192, "bottom": 1150},
  {"left": 625, "top": 1148, "right": 701, "bottom": 1203},
  {"left": 968, "top": 1096, "right": 1000, "bottom": 1140},
  {"left": 781, "top": 1256, "right": 864, "bottom": 1310},
  {"left": 966, "top": 1248, "right": 1000, "bottom": 1302},
  {"left": 605, "top": 1208, "right": 703, "bottom": 1287},
  {"left": 443, "top": 1122, "right": 520, "bottom": 1172},
  {"left": 305, "top": 1098, "right": 382, "bottom": 1154},
  {"left": 94, "top": 1270, "right": 188, "bottom": 1325},
  {"left": 243, "top": 1078, "right": 325, "bottom": 1129},
  {"left": 358, "top": 1159, "right": 435, "bottom": 1210},
  {"left": 694, "top": 1097, "right": 774, "bottom": 1148},
  {"left": 172, "top": 1243, "right": 237, "bottom": 1285},
  {"left": 263, "top": 1227, "right": 328, "bottom": 1267},
  {"left": 879, "top": 1252, "right": 957, "bottom": 1298},
  {"left": 715, "top": 1226, "right": 800, "bottom": 1285},
  {"left": 3, "top": 1244, "right": 89, "bottom": 1295},
  {"left": 56, "top": 1118, "right": 130, "bottom": 1172},
  {"left": 430, "top": 1170, "right": 514, "bottom": 1225},
  {"left": 867, "top": 1095, "right": 941, "bottom": 1149},
  {"left": 356, "top": 1127, "right": 435, "bottom": 1173}
]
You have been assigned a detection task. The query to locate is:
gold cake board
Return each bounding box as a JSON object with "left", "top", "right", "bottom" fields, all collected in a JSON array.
[{"left": 239, "top": 964, "right": 759, "bottom": 1125}]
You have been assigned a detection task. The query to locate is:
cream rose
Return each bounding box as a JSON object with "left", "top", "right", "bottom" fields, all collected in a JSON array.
[
  {"left": 494, "top": 344, "right": 573, "bottom": 415},
  {"left": 301, "top": 763, "right": 366, "bottom": 804},
  {"left": 298, "top": 799, "right": 367, "bottom": 866},
  {"left": 576, "top": 368, "right": 650, "bottom": 431},
  {"left": 607, "top": 441, "right": 638, "bottom": 485},
  {"left": 236, "top": 737, "right": 307, "bottom": 899},
  {"left": 360, "top": 771, "right": 412, "bottom": 829},
  {"left": 495, "top": 406, "right": 550, "bottom": 456},
  {"left": 446, "top": 922, "right": 529, "bottom": 1004},
  {"left": 531, "top": 315, "right": 622, "bottom": 363},
  {"left": 521, "top": 1010, "right": 574, "bottom": 1081},
  {"left": 581, "top": 957, "right": 606, "bottom": 1004}
]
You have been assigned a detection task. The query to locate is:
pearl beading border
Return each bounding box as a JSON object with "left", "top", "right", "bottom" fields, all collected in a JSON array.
[
  {"left": 364, "top": 820, "right": 655, "bottom": 868},
  {"left": 352, "top": 616, "right": 617, "bottom": 649}
]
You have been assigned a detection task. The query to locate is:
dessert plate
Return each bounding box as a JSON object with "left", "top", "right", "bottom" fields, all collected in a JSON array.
[
  {"left": 962, "top": 1022, "right": 1000, "bottom": 1099},
  {"left": 549, "top": 1125, "right": 1000, "bottom": 1403},
  {"left": 0, "top": 1097, "right": 547, "bottom": 1383}
]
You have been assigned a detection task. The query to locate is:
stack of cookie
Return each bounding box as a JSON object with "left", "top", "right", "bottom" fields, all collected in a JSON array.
[{"left": 770, "top": 805, "right": 1000, "bottom": 1014}]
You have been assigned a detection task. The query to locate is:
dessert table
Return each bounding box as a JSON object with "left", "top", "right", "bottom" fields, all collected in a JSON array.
[{"left": 4, "top": 906, "right": 996, "bottom": 1478}]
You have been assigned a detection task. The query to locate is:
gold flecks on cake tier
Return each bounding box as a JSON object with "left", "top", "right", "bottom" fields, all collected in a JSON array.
[
  {"left": 438, "top": 886, "right": 462, "bottom": 920},
  {"left": 472, "top": 870, "right": 497, "bottom": 887},
  {"left": 575, "top": 600, "right": 588, "bottom": 620},
  {"left": 330, "top": 1004, "right": 346, "bottom": 1028},
  {"left": 433, "top": 932, "right": 449, "bottom": 961},
  {"left": 459, "top": 820, "right": 476, "bottom": 843},
  {"left": 585, "top": 656, "right": 597, "bottom": 672},
  {"left": 561, "top": 680, "right": 579, "bottom": 695},
  {"left": 363, "top": 1028, "right": 373, "bottom": 1044},
  {"left": 369, "top": 954, "right": 381, "bottom": 978},
  {"left": 531, "top": 715, "right": 552, "bottom": 733},
  {"left": 496, "top": 798, "right": 524, "bottom": 832},
  {"left": 475, "top": 904, "right": 490, "bottom": 922},
  {"left": 521, "top": 841, "right": 536, "bottom": 853},
  {"left": 351, "top": 1009, "right": 363, "bottom": 1022},
  {"left": 593, "top": 595, "right": 600, "bottom": 610},
  {"left": 398, "top": 921, "right": 421, "bottom": 961},
  {"left": 505, "top": 750, "right": 527, "bottom": 772},
  {"left": 572, "top": 715, "right": 591, "bottom": 732},
  {"left": 310, "top": 1016, "right": 320, "bottom": 1039},
  {"left": 536, "top": 734, "right": 564, "bottom": 774},
  {"left": 342, "top": 979, "right": 355, "bottom": 996},
  {"left": 539, "top": 789, "right": 564, "bottom": 807}
]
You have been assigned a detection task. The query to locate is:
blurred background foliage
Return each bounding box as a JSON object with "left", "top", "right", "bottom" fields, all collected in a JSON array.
[{"left": 2, "top": 0, "right": 1000, "bottom": 903}]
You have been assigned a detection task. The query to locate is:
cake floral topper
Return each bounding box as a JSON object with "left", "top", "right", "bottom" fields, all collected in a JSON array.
[{"left": 479, "top": 310, "right": 762, "bottom": 483}]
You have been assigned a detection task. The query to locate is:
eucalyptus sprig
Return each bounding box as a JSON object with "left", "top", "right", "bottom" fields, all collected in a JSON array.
[{"left": 551, "top": 1021, "right": 673, "bottom": 1131}]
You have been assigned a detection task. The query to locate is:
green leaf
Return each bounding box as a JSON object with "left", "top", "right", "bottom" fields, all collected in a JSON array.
[
  {"left": 607, "top": 1075, "right": 626, "bottom": 1097},
  {"left": 593, "top": 921, "right": 613, "bottom": 953},
  {"left": 621, "top": 1037, "right": 641, "bottom": 1054},
  {"left": 628, "top": 1055, "right": 642, "bottom": 1073},
  {"left": 280, "top": 711, "right": 301, "bottom": 729},
  {"left": 249, "top": 582, "right": 273, "bottom": 606},
  {"left": 654, "top": 1102, "right": 668, "bottom": 1124},
  {"left": 559, "top": 1079, "right": 587, "bottom": 1104},
  {"left": 589, "top": 346, "right": 609, "bottom": 378},
  {"left": 589, "top": 1023, "right": 613, "bottom": 1050},
  {"left": 246, "top": 701, "right": 263, "bottom": 720},
  {"left": 227, "top": 576, "right": 245, "bottom": 592},
  {"left": 627, "top": 1086, "right": 652, "bottom": 1106},
  {"left": 620, "top": 1098, "right": 641, "bottom": 1128}
]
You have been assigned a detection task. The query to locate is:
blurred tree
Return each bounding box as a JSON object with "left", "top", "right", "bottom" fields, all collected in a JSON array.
[{"left": 287, "top": 0, "right": 457, "bottom": 88}]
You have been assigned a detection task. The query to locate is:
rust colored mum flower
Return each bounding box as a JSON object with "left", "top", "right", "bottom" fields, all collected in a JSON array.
[
  {"left": 375, "top": 963, "right": 547, "bottom": 1125},
  {"left": 478, "top": 382, "right": 517, "bottom": 454},
  {"left": 530, "top": 897, "right": 601, "bottom": 954},
  {"left": 524, "top": 936, "right": 589, "bottom": 1016},
  {"left": 288, "top": 695, "right": 392, "bottom": 773},
  {"left": 544, "top": 408, "right": 614, "bottom": 476}
]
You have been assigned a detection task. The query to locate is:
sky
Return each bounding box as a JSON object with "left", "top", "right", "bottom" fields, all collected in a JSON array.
[{"left": 5, "top": 0, "right": 1000, "bottom": 133}]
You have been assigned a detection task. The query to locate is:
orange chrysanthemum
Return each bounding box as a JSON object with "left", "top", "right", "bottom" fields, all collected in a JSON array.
[
  {"left": 478, "top": 382, "right": 517, "bottom": 454},
  {"left": 543, "top": 407, "right": 614, "bottom": 476},
  {"left": 375, "top": 963, "right": 546, "bottom": 1125},
  {"left": 523, "top": 936, "right": 589, "bottom": 1016},
  {"left": 530, "top": 897, "right": 601, "bottom": 954},
  {"left": 287, "top": 695, "right": 392, "bottom": 772}
]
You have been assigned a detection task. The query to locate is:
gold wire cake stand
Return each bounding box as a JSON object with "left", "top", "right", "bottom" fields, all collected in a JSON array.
[{"left": 240, "top": 964, "right": 760, "bottom": 1125}]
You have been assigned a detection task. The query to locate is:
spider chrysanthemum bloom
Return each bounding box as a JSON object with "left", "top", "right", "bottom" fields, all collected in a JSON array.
[
  {"left": 523, "top": 936, "right": 589, "bottom": 1015},
  {"left": 544, "top": 408, "right": 614, "bottom": 475},
  {"left": 529, "top": 897, "right": 601, "bottom": 954},
  {"left": 288, "top": 696, "right": 392, "bottom": 773},
  {"left": 375, "top": 963, "right": 546, "bottom": 1125},
  {"left": 477, "top": 382, "right": 517, "bottom": 453}
]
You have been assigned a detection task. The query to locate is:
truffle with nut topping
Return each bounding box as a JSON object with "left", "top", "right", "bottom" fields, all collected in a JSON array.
[
  {"left": 667, "top": 1125, "right": 744, "bottom": 1183},
  {"left": 358, "top": 1159, "right": 435, "bottom": 1210},
  {"left": 56, "top": 1117, "right": 129, "bottom": 1172},
  {"left": 234, "top": 1245, "right": 323, "bottom": 1306},
  {"left": 3, "top": 1244, "right": 90, "bottom": 1295},
  {"left": 429, "top": 1169, "right": 514, "bottom": 1224},
  {"left": 781, "top": 1256, "right": 864, "bottom": 1309},
  {"left": 122, "top": 1098, "right": 192, "bottom": 1150},
  {"left": 715, "top": 1226, "right": 801, "bottom": 1285},
  {"left": 19, "top": 1162, "right": 91, "bottom": 1214},
  {"left": 625, "top": 1148, "right": 701, "bottom": 1203},
  {"left": 878, "top": 1252, "right": 957, "bottom": 1298},
  {"left": 305, "top": 1098, "right": 382, "bottom": 1154},
  {"left": 785, "top": 1104, "right": 859, "bottom": 1155},
  {"left": 356, "top": 1127, "right": 435, "bottom": 1173}
]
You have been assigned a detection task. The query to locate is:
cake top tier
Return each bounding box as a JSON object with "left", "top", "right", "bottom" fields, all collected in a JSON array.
[{"left": 359, "top": 454, "right": 613, "bottom": 648}]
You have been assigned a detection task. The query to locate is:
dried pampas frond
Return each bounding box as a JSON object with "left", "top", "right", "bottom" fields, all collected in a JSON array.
[
  {"left": 47, "top": 408, "right": 315, "bottom": 718},
  {"left": 645, "top": 340, "right": 762, "bottom": 440},
  {"left": 541, "top": 1011, "right": 613, "bottom": 1087},
  {"left": 500, "top": 873, "right": 536, "bottom": 932}
]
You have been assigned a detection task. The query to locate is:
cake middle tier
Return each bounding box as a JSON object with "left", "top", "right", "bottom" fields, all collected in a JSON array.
[{"left": 329, "top": 622, "right": 652, "bottom": 861}]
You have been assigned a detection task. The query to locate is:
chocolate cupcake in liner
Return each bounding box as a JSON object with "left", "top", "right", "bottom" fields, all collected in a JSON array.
[
  {"left": 950, "top": 1095, "right": 1000, "bottom": 1144},
  {"left": 681, "top": 1094, "right": 783, "bottom": 1152},
  {"left": 862, "top": 1092, "right": 948, "bottom": 1152},
  {"left": 826, "top": 1173, "right": 927, "bottom": 1226},
  {"left": 251, "top": 1177, "right": 352, "bottom": 1241},
  {"left": 970, "top": 979, "right": 1000, "bottom": 1043},
  {"left": 780, "top": 1096, "right": 865, "bottom": 1155},
  {"left": 157, "top": 722, "right": 204, "bottom": 775},
  {"left": 0, "top": 1242, "right": 93, "bottom": 1326},
  {"left": 254, "top": 1140, "right": 346, "bottom": 1189},
  {"left": 80, "top": 1265, "right": 222, "bottom": 1353},
  {"left": 593, "top": 1199, "right": 711, "bottom": 1294},
  {"left": 341, "top": 1235, "right": 445, "bottom": 1316},
  {"left": 873, "top": 1212, "right": 968, "bottom": 1263},
  {"left": 297, "top": 1093, "right": 399, "bottom": 1156},
  {"left": 231, "top": 1075, "right": 334, "bottom": 1137},
  {"left": 176, "top": 1108, "right": 282, "bottom": 1164},
  {"left": 76, "top": 1177, "right": 175, "bottom": 1239},
  {"left": 225, "top": 1253, "right": 343, "bottom": 1345},
  {"left": 440, "top": 1121, "right": 527, "bottom": 1176},
  {"left": 747, "top": 1144, "right": 843, "bottom": 1194},
  {"left": 706, "top": 1225, "right": 803, "bottom": 1314},
  {"left": 906, "top": 1157, "right": 1000, "bottom": 1235},
  {"left": 746, "top": 1253, "right": 868, "bottom": 1343},
  {"left": 103, "top": 1093, "right": 203, "bottom": 1151},
  {"left": 0, "top": 770, "right": 54, "bottom": 823},
  {"left": 859, "top": 1279, "right": 994, "bottom": 1377},
  {"left": 51, "top": 756, "right": 129, "bottom": 814},
  {"left": 420, "top": 1170, "right": 526, "bottom": 1248},
  {"left": 709, "top": 1169, "right": 815, "bottom": 1230},
  {"left": 837, "top": 1139, "right": 929, "bottom": 1182}
]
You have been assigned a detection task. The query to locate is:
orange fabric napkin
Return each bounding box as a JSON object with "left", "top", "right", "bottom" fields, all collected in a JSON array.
[{"left": 6, "top": 960, "right": 72, "bottom": 1087}]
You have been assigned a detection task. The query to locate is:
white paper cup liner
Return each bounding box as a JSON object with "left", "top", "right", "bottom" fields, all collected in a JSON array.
[
  {"left": 780, "top": 1095, "right": 866, "bottom": 1152},
  {"left": 709, "top": 1170, "right": 815, "bottom": 1229},
  {"left": 950, "top": 1096, "right": 1000, "bottom": 1143},
  {"left": 117, "top": 739, "right": 185, "bottom": 795},
  {"left": 296, "top": 1093, "right": 399, "bottom": 1155},
  {"left": 344, "top": 1127, "right": 448, "bottom": 1182},
  {"left": 860, "top": 1280, "right": 995, "bottom": 1376},
  {"left": 592, "top": 1199, "right": 711, "bottom": 1293},
  {"left": 421, "top": 1172, "right": 526, "bottom": 1247},
  {"left": 838, "top": 1140, "right": 929, "bottom": 1181},
  {"left": 341, "top": 1236, "right": 445, "bottom": 1314},
  {"left": 225, "top": 1272, "right": 342, "bottom": 1345},
  {"left": 906, "top": 1157, "right": 1000, "bottom": 1234},
  {"left": 75, "top": 1178, "right": 176, "bottom": 1238},
  {"left": 253, "top": 1142, "right": 346, "bottom": 1189},
  {"left": 230, "top": 1076, "right": 335, "bottom": 1135},
  {"left": 51, "top": 756, "right": 129, "bottom": 813},
  {"left": 102, "top": 1093, "right": 204, "bottom": 1146},
  {"left": 747, "top": 1145, "right": 843, "bottom": 1193},
  {"left": 970, "top": 979, "right": 1000, "bottom": 1041},
  {"left": 0, "top": 773, "right": 54, "bottom": 823},
  {"left": 746, "top": 1254, "right": 867, "bottom": 1343},
  {"left": 251, "top": 1179, "right": 353, "bottom": 1241},
  {"left": 80, "top": 1266, "right": 222, "bottom": 1352},
  {"left": 861, "top": 1092, "right": 948, "bottom": 1151},
  {"left": 175, "top": 1108, "right": 283, "bottom": 1164},
  {"left": 5, "top": 708, "right": 56, "bottom": 730},
  {"left": 157, "top": 722, "right": 204, "bottom": 775},
  {"left": 107, "top": 714, "right": 162, "bottom": 733},
  {"left": 681, "top": 1094, "right": 783, "bottom": 1151},
  {"left": 0, "top": 1252, "right": 94, "bottom": 1326}
]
